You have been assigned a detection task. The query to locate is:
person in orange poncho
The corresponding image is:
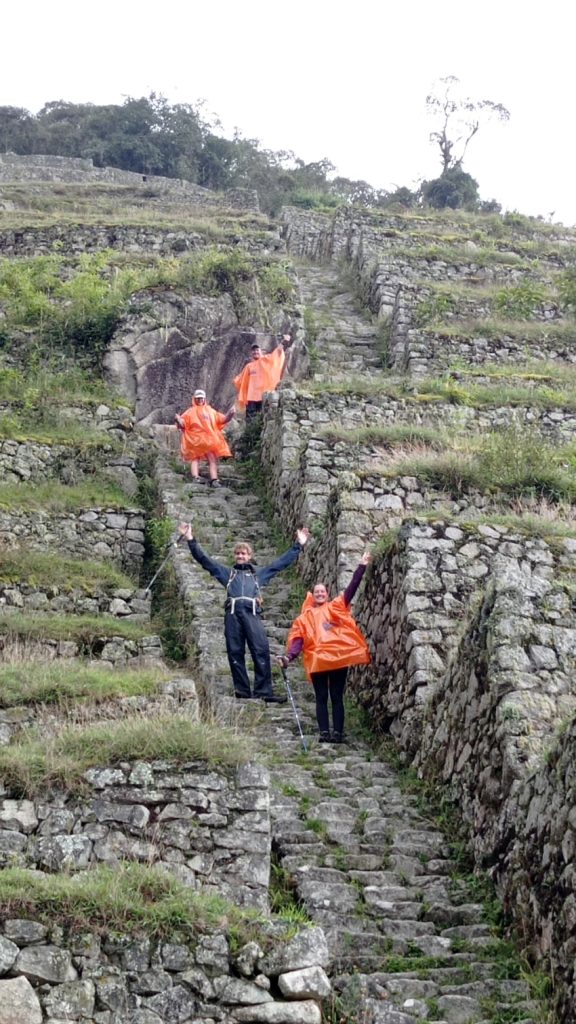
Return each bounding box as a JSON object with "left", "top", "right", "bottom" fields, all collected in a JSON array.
[
  {"left": 233, "top": 335, "right": 290, "bottom": 420},
  {"left": 175, "top": 389, "right": 235, "bottom": 489},
  {"left": 279, "top": 552, "right": 371, "bottom": 744}
]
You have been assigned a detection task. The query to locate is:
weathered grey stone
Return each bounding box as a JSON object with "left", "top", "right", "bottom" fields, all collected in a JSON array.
[
  {"left": 232, "top": 941, "right": 265, "bottom": 977},
  {"left": 212, "top": 976, "right": 273, "bottom": 1004},
  {"left": 143, "top": 983, "right": 196, "bottom": 1021},
  {"left": 179, "top": 968, "right": 215, "bottom": 999},
  {"left": 36, "top": 834, "right": 93, "bottom": 871},
  {"left": 0, "top": 799, "right": 38, "bottom": 832},
  {"left": 0, "top": 935, "right": 19, "bottom": 974},
  {"left": 4, "top": 919, "right": 48, "bottom": 944},
  {"left": 437, "top": 993, "right": 483, "bottom": 1021},
  {"left": 130, "top": 968, "right": 174, "bottom": 994},
  {"left": 15, "top": 945, "right": 78, "bottom": 983},
  {"left": 261, "top": 927, "right": 330, "bottom": 975},
  {"left": 0, "top": 976, "right": 42, "bottom": 1023},
  {"left": 157, "top": 942, "right": 193, "bottom": 971},
  {"left": 277, "top": 965, "right": 331, "bottom": 1000},
  {"left": 232, "top": 1002, "right": 322, "bottom": 1023},
  {"left": 42, "top": 978, "right": 96, "bottom": 1019},
  {"left": 94, "top": 970, "right": 129, "bottom": 1011}
]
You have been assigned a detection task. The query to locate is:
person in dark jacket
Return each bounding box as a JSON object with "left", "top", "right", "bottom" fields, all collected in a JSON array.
[{"left": 178, "top": 522, "right": 310, "bottom": 701}]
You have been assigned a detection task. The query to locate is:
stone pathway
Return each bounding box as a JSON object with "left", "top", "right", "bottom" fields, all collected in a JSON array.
[
  {"left": 157, "top": 456, "right": 538, "bottom": 1024},
  {"left": 296, "top": 262, "right": 384, "bottom": 382}
]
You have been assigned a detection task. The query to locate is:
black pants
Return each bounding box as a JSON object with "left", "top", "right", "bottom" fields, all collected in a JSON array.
[
  {"left": 246, "top": 401, "right": 263, "bottom": 421},
  {"left": 311, "top": 667, "right": 348, "bottom": 734},
  {"left": 224, "top": 605, "right": 272, "bottom": 697}
]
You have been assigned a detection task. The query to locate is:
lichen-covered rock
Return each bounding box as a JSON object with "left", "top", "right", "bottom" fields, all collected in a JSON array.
[
  {"left": 15, "top": 944, "right": 78, "bottom": 983},
  {"left": 0, "top": 976, "right": 43, "bottom": 1023}
]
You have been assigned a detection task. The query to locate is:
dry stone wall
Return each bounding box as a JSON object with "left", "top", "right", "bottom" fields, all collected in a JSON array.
[
  {"left": 0, "top": 439, "right": 137, "bottom": 489},
  {"left": 0, "top": 581, "right": 150, "bottom": 620},
  {"left": 405, "top": 567, "right": 576, "bottom": 1017},
  {"left": 0, "top": 758, "right": 271, "bottom": 911},
  {"left": 0, "top": 508, "right": 145, "bottom": 573},
  {"left": 259, "top": 361, "right": 576, "bottom": 1016},
  {"left": 281, "top": 206, "right": 576, "bottom": 377},
  {"left": 0, "top": 918, "right": 328, "bottom": 1024},
  {"left": 349, "top": 522, "right": 576, "bottom": 752},
  {"left": 0, "top": 223, "right": 278, "bottom": 258},
  {"left": 0, "top": 152, "right": 260, "bottom": 211}
]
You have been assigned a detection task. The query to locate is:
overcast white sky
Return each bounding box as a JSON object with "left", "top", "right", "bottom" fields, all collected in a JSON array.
[{"left": 4, "top": 0, "right": 575, "bottom": 224}]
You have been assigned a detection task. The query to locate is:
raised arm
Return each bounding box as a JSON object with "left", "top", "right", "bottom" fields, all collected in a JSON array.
[
  {"left": 343, "top": 551, "right": 371, "bottom": 607},
  {"left": 258, "top": 528, "right": 310, "bottom": 587},
  {"left": 178, "top": 523, "right": 230, "bottom": 587}
]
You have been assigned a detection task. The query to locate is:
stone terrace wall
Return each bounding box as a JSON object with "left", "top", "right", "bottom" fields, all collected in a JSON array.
[
  {"left": 406, "top": 568, "right": 576, "bottom": 1018},
  {"left": 0, "top": 758, "right": 270, "bottom": 911},
  {"left": 0, "top": 222, "right": 277, "bottom": 258},
  {"left": 349, "top": 521, "right": 576, "bottom": 753},
  {"left": 0, "top": 581, "right": 149, "bottom": 620},
  {"left": 260, "top": 389, "right": 576, "bottom": 590},
  {"left": 0, "top": 919, "right": 329, "bottom": 1024},
  {"left": 281, "top": 207, "right": 576, "bottom": 377},
  {"left": 0, "top": 152, "right": 260, "bottom": 211},
  {"left": 0, "top": 508, "right": 145, "bottom": 573},
  {"left": 0, "top": 440, "right": 138, "bottom": 490},
  {"left": 260, "top": 379, "right": 576, "bottom": 1014},
  {"left": 0, "top": 632, "right": 163, "bottom": 671}
]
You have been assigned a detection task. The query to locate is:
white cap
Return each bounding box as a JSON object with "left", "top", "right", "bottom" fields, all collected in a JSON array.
[{"left": 194, "top": 389, "right": 206, "bottom": 399}]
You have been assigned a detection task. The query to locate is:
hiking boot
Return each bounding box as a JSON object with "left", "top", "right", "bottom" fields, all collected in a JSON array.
[
  {"left": 191, "top": 476, "right": 203, "bottom": 484},
  {"left": 210, "top": 479, "right": 222, "bottom": 489},
  {"left": 330, "top": 731, "right": 347, "bottom": 744},
  {"left": 262, "top": 694, "right": 287, "bottom": 704},
  {"left": 235, "top": 692, "right": 254, "bottom": 699},
  {"left": 318, "top": 731, "right": 331, "bottom": 743}
]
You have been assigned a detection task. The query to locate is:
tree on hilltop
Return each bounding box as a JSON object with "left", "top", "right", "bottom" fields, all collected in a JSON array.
[
  {"left": 421, "top": 76, "right": 509, "bottom": 209},
  {"left": 426, "top": 75, "right": 510, "bottom": 174}
]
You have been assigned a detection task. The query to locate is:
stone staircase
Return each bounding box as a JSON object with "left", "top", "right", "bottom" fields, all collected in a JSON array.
[
  {"left": 157, "top": 456, "right": 538, "bottom": 1024},
  {"left": 296, "top": 262, "right": 384, "bottom": 381}
]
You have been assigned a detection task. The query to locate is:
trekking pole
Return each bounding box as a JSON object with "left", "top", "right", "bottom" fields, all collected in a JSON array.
[
  {"left": 280, "top": 666, "right": 308, "bottom": 753},
  {"left": 144, "top": 533, "right": 186, "bottom": 596}
]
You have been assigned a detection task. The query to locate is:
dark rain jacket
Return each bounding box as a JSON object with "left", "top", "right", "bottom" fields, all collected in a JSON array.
[{"left": 188, "top": 539, "right": 302, "bottom": 615}]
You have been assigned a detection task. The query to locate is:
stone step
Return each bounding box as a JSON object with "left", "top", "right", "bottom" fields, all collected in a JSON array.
[{"left": 155, "top": 437, "right": 548, "bottom": 1024}]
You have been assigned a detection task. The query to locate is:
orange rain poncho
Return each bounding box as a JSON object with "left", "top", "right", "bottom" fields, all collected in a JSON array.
[
  {"left": 178, "top": 403, "right": 232, "bottom": 463},
  {"left": 233, "top": 347, "right": 285, "bottom": 410},
  {"left": 286, "top": 593, "right": 370, "bottom": 681}
]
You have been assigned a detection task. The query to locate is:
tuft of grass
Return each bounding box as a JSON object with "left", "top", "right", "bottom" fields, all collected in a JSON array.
[
  {"left": 0, "top": 863, "right": 261, "bottom": 943},
  {"left": 317, "top": 423, "right": 446, "bottom": 448},
  {"left": 0, "top": 361, "right": 127, "bottom": 410},
  {"left": 0, "top": 611, "right": 152, "bottom": 644},
  {"left": 378, "top": 426, "right": 576, "bottom": 504},
  {"left": 269, "top": 859, "right": 311, "bottom": 924},
  {"left": 0, "top": 478, "right": 130, "bottom": 512},
  {"left": 0, "top": 662, "right": 171, "bottom": 708},
  {"left": 0, "top": 713, "right": 251, "bottom": 797},
  {"left": 0, "top": 549, "right": 134, "bottom": 593}
]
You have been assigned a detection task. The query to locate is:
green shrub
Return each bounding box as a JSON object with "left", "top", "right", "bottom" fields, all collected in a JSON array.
[
  {"left": 558, "top": 268, "right": 576, "bottom": 315},
  {"left": 493, "top": 282, "right": 546, "bottom": 320},
  {"left": 415, "top": 292, "right": 458, "bottom": 326},
  {"left": 257, "top": 264, "right": 294, "bottom": 303}
]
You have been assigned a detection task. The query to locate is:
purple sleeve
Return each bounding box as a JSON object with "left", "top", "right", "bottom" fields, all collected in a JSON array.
[
  {"left": 343, "top": 563, "right": 367, "bottom": 607},
  {"left": 286, "top": 637, "right": 304, "bottom": 661}
]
